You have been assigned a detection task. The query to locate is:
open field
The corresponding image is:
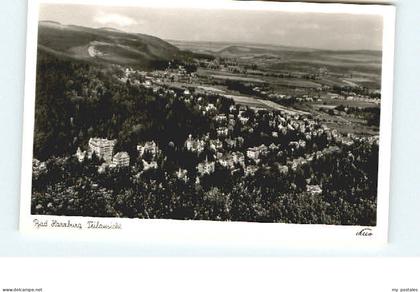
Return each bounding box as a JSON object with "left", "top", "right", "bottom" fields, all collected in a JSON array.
[
  {"left": 258, "top": 99, "right": 310, "bottom": 115},
  {"left": 171, "top": 40, "right": 381, "bottom": 89},
  {"left": 164, "top": 40, "right": 382, "bottom": 137},
  {"left": 210, "top": 74, "right": 265, "bottom": 83},
  {"left": 223, "top": 94, "right": 310, "bottom": 115}
]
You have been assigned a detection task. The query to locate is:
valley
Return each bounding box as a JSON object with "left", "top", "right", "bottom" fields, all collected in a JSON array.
[{"left": 31, "top": 21, "right": 382, "bottom": 224}]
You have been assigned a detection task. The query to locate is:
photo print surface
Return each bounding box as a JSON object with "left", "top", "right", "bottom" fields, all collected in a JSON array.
[{"left": 20, "top": 0, "right": 395, "bottom": 243}]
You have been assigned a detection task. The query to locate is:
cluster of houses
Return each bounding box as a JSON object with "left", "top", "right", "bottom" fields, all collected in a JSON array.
[
  {"left": 175, "top": 80, "right": 364, "bottom": 184},
  {"left": 75, "top": 138, "right": 129, "bottom": 173},
  {"left": 287, "top": 145, "right": 341, "bottom": 172},
  {"left": 32, "top": 159, "right": 47, "bottom": 177},
  {"left": 327, "top": 92, "right": 380, "bottom": 105},
  {"left": 137, "top": 141, "right": 161, "bottom": 171},
  {"left": 73, "top": 137, "right": 166, "bottom": 174},
  {"left": 65, "top": 64, "right": 376, "bottom": 194},
  {"left": 197, "top": 57, "right": 244, "bottom": 74},
  {"left": 116, "top": 64, "right": 196, "bottom": 88}
]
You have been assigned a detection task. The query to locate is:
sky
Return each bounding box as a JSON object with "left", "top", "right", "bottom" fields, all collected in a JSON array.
[{"left": 38, "top": 3, "right": 383, "bottom": 51}]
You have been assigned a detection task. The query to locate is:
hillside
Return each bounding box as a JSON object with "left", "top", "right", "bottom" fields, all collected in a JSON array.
[
  {"left": 37, "top": 21, "right": 186, "bottom": 69},
  {"left": 168, "top": 40, "right": 382, "bottom": 85},
  {"left": 218, "top": 45, "right": 381, "bottom": 74}
]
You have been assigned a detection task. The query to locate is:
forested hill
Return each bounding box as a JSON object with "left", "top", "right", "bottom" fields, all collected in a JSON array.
[
  {"left": 37, "top": 21, "right": 189, "bottom": 69},
  {"left": 33, "top": 50, "right": 211, "bottom": 160}
]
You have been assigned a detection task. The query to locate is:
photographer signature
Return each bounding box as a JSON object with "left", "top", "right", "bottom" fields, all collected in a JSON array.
[{"left": 356, "top": 227, "right": 373, "bottom": 236}]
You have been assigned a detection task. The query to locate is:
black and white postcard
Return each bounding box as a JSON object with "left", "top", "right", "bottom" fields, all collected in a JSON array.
[{"left": 20, "top": 0, "right": 395, "bottom": 245}]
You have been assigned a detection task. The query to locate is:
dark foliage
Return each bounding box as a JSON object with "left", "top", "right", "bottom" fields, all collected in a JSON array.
[{"left": 31, "top": 51, "right": 379, "bottom": 226}]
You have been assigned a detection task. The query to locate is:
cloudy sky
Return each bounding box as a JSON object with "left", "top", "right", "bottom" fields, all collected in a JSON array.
[{"left": 39, "top": 3, "right": 383, "bottom": 50}]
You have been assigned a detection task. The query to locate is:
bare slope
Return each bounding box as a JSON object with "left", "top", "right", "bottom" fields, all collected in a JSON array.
[{"left": 38, "top": 21, "right": 185, "bottom": 69}]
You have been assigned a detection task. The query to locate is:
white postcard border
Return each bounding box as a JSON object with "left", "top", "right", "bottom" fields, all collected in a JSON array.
[{"left": 19, "top": 0, "right": 396, "bottom": 247}]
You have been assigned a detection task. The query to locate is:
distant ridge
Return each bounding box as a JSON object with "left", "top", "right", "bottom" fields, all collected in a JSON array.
[
  {"left": 167, "top": 39, "right": 381, "bottom": 54},
  {"left": 39, "top": 20, "right": 61, "bottom": 25},
  {"left": 37, "top": 21, "right": 190, "bottom": 69},
  {"left": 97, "top": 27, "right": 125, "bottom": 33}
]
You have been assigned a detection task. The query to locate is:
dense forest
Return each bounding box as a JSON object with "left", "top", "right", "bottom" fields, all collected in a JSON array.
[
  {"left": 32, "top": 140, "right": 377, "bottom": 224},
  {"left": 32, "top": 50, "right": 379, "bottom": 225},
  {"left": 34, "top": 50, "right": 211, "bottom": 160}
]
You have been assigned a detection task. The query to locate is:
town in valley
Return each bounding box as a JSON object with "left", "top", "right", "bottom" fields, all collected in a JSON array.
[{"left": 31, "top": 12, "right": 382, "bottom": 225}]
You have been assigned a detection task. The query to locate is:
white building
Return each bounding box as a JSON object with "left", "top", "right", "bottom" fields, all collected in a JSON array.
[
  {"left": 142, "top": 160, "right": 158, "bottom": 171},
  {"left": 137, "top": 141, "right": 160, "bottom": 158},
  {"left": 239, "top": 116, "right": 249, "bottom": 125},
  {"left": 185, "top": 135, "right": 205, "bottom": 154},
  {"left": 216, "top": 127, "right": 229, "bottom": 137},
  {"left": 246, "top": 144, "right": 268, "bottom": 161},
  {"left": 175, "top": 168, "right": 188, "bottom": 182},
  {"left": 247, "top": 148, "right": 260, "bottom": 161},
  {"left": 277, "top": 165, "right": 289, "bottom": 175},
  {"left": 218, "top": 154, "right": 235, "bottom": 169},
  {"left": 75, "top": 147, "right": 86, "bottom": 162},
  {"left": 245, "top": 165, "right": 259, "bottom": 176},
  {"left": 232, "top": 152, "right": 245, "bottom": 167},
  {"left": 306, "top": 185, "right": 323, "bottom": 195},
  {"left": 88, "top": 138, "right": 116, "bottom": 163},
  {"left": 205, "top": 103, "right": 217, "bottom": 112},
  {"left": 209, "top": 139, "right": 223, "bottom": 152},
  {"left": 214, "top": 114, "right": 227, "bottom": 124},
  {"left": 197, "top": 158, "right": 215, "bottom": 176},
  {"left": 98, "top": 162, "right": 108, "bottom": 174},
  {"left": 112, "top": 152, "right": 130, "bottom": 167}
]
